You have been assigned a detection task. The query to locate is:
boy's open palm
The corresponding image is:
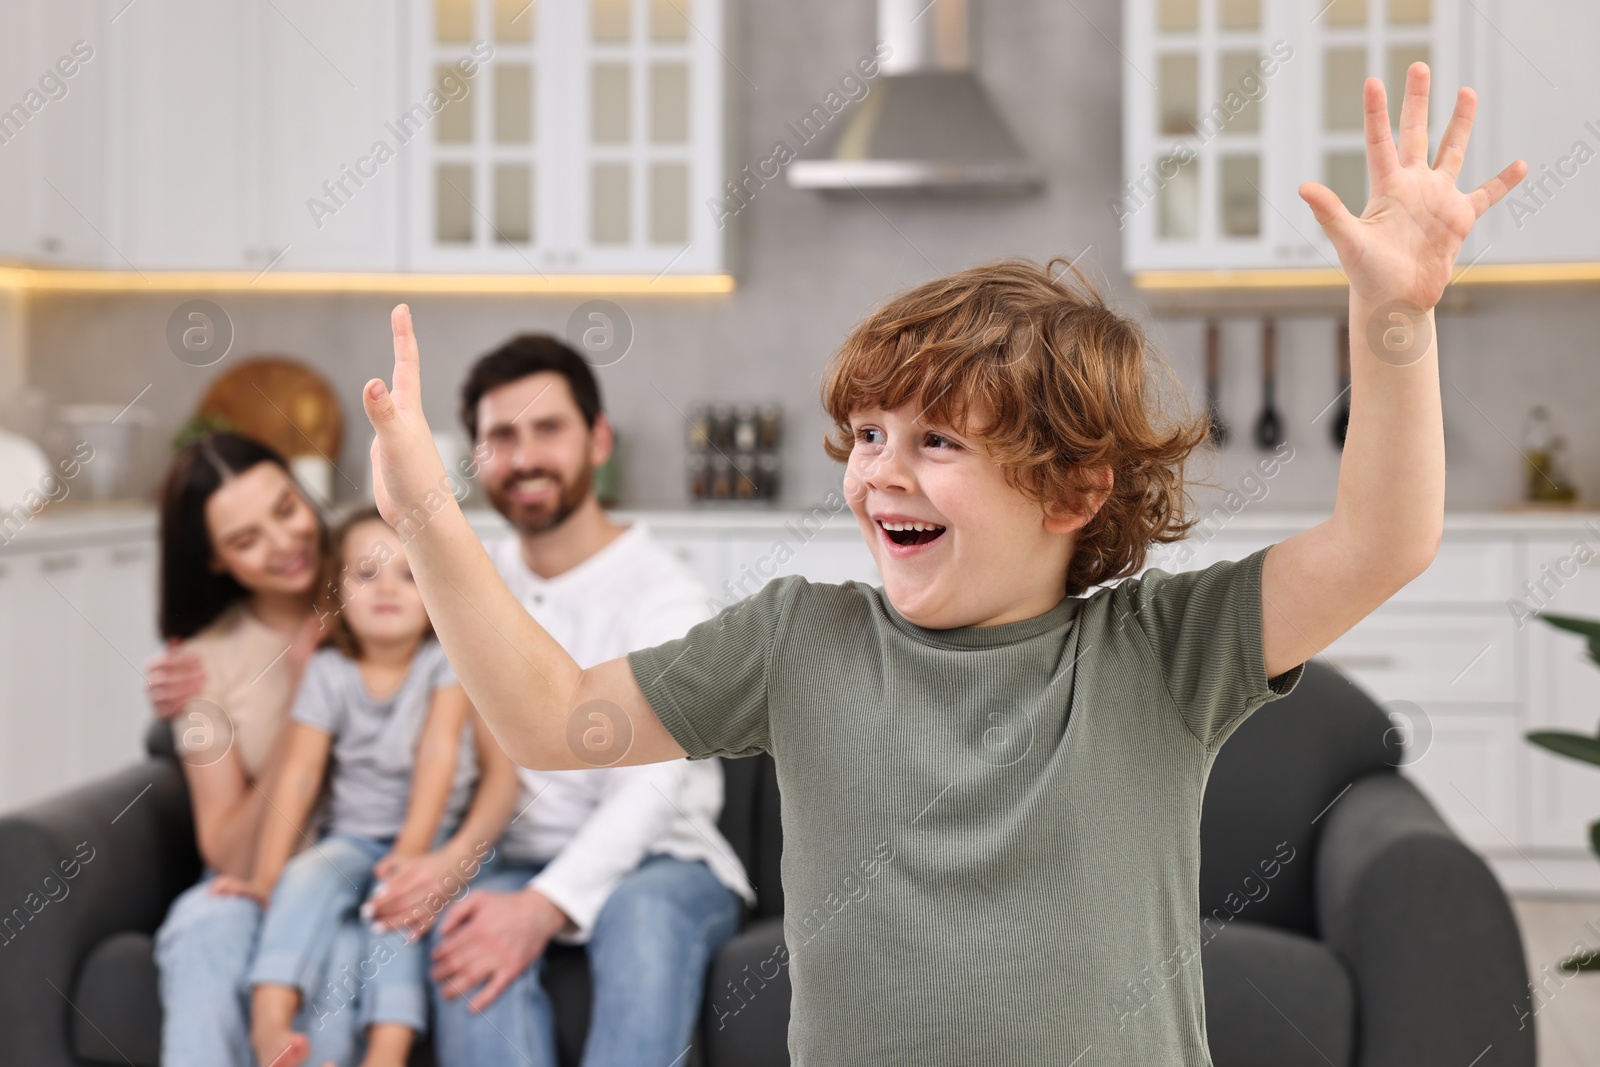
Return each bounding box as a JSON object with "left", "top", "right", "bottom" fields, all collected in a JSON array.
[
  {"left": 1297, "top": 62, "right": 1527, "bottom": 309},
  {"left": 364, "top": 304, "right": 449, "bottom": 528}
]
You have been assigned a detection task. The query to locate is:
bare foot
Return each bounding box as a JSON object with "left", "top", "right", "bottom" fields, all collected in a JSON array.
[
  {"left": 251, "top": 1025, "right": 309, "bottom": 1067},
  {"left": 250, "top": 982, "right": 307, "bottom": 1067},
  {"left": 358, "top": 1021, "right": 415, "bottom": 1067}
]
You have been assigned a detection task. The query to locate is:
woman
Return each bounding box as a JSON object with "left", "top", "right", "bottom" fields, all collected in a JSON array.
[{"left": 146, "top": 433, "right": 363, "bottom": 1067}]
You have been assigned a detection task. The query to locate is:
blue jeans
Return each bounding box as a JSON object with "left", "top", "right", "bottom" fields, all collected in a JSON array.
[
  {"left": 249, "top": 833, "right": 430, "bottom": 1033},
  {"left": 154, "top": 874, "right": 364, "bottom": 1067},
  {"left": 430, "top": 853, "right": 740, "bottom": 1067}
]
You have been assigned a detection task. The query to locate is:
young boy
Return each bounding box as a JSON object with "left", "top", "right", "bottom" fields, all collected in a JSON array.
[{"left": 360, "top": 65, "right": 1524, "bottom": 1064}]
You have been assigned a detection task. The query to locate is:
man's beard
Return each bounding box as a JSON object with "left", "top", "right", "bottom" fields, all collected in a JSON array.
[{"left": 486, "top": 462, "right": 594, "bottom": 537}]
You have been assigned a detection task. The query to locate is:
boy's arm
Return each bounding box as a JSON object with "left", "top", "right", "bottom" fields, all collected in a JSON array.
[
  {"left": 361, "top": 307, "right": 687, "bottom": 771},
  {"left": 245, "top": 722, "right": 332, "bottom": 896},
  {"left": 1261, "top": 63, "right": 1526, "bottom": 680},
  {"left": 389, "top": 683, "right": 473, "bottom": 859}
]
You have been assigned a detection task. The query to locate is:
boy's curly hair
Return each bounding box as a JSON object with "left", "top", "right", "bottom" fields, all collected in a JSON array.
[{"left": 821, "top": 257, "right": 1207, "bottom": 597}]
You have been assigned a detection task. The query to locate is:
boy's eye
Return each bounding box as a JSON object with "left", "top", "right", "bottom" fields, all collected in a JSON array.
[{"left": 854, "top": 427, "right": 884, "bottom": 446}]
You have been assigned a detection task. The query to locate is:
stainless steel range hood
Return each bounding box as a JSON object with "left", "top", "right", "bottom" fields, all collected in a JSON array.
[{"left": 787, "top": 0, "right": 1042, "bottom": 195}]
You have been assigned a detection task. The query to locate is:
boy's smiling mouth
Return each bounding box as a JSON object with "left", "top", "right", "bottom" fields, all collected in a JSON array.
[{"left": 874, "top": 514, "right": 948, "bottom": 553}]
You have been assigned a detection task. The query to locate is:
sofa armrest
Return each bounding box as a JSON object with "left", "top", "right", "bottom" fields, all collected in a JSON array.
[
  {"left": 1315, "top": 771, "right": 1535, "bottom": 1067},
  {"left": 0, "top": 758, "right": 198, "bottom": 1067}
]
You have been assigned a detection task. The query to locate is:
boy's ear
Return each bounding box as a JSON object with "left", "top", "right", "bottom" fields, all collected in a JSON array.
[{"left": 1042, "top": 465, "right": 1113, "bottom": 535}]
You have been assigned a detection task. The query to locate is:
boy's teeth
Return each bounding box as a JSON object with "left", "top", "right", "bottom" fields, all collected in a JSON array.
[{"left": 880, "top": 521, "right": 943, "bottom": 531}]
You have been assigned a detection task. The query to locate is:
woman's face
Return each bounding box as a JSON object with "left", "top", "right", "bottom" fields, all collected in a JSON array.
[{"left": 204, "top": 462, "right": 321, "bottom": 598}]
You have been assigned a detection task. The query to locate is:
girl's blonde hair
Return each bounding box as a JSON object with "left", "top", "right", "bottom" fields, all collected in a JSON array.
[{"left": 821, "top": 257, "right": 1207, "bottom": 597}]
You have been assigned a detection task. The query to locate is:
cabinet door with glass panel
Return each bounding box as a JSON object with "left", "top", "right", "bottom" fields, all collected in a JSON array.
[
  {"left": 1123, "top": 0, "right": 1462, "bottom": 274},
  {"left": 407, "top": 0, "right": 725, "bottom": 275}
]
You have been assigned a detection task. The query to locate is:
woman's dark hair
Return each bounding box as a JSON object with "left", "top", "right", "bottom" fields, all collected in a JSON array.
[
  {"left": 158, "top": 433, "right": 324, "bottom": 640},
  {"left": 459, "top": 333, "right": 603, "bottom": 440}
]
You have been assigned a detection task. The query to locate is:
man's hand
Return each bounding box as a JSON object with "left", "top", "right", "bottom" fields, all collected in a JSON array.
[
  {"left": 1297, "top": 62, "right": 1526, "bottom": 310},
  {"left": 364, "top": 304, "right": 452, "bottom": 530},
  {"left": 146, "top": 640, "right": 205, "bottom": 720},
  {"left": 431, "top": 888, "right": 571, "bottom": 1013}
]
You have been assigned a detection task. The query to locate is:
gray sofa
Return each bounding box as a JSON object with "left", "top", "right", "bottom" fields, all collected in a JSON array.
[{"left": 0, "top": 661, "right": 1535, "bottom": 1066}]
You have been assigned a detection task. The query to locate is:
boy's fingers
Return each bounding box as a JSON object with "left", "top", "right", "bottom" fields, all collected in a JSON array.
[
  {"left": 364, "top": 378, "right": 397, "bottom": 428},
  {"left": 390, "top": 304, "right": 422, "bottom": 404},
  {"left": 1396, "top": 61, "right": 1432, "bottom": 167},
  {"left": 1469, "top": 159, "right": 1530, "bottom": 218},
  {"left": 1363, "top": 78, "right": 1399, "bottom": 188},
  {"left": 1432, "top": 86, "right": 1477, "bottom": 180},
  {"left": 1298, "top": 182, "right": 1358, "bottom": 244}
]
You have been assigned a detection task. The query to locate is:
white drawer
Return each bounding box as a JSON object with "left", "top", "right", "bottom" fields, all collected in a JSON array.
[
  {"left": 1391, "top": 538, "right": 1516, "bottom": 604},
  {"left": 1400, "top": 715, "right": 1522, "bottom": 852},
  {"left": 1319, "top": 610, "right": 1516, "bottom": 704}
]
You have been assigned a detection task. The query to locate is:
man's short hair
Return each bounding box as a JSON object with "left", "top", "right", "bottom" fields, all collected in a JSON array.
[{"left": 459, "top": 334, "right": 604, "bottom": 440}]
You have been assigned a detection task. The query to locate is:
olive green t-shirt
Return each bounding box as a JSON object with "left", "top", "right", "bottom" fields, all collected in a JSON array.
[{"left": 627, "top": 546, "right": 1303, "bottom": 1066}]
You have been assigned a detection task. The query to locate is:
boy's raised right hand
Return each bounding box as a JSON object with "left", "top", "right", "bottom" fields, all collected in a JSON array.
[{"left": 363, "top": 304, "right": 451, "bottom": 531}]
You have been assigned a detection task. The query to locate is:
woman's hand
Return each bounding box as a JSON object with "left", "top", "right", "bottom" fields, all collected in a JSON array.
[
  {"left": 363, "top": 305, "right": 451, "bottom": 531},
  {"left": 209, "top": 873, "right": 268, "bottom": 905},
  {"left": 145, "top": 639, "right": 205, "bottom": 720},
  {"left": 1297, "top": 63, "right": 1526, "bottom": 311}
]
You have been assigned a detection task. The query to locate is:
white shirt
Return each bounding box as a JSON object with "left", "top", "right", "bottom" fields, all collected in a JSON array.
[{"left": 488, "top": 522, "right": 755, "bottom": 942}]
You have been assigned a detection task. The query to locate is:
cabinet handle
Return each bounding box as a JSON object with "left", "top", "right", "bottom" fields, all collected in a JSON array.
[
  {"left": 40, "top": 553, "right": 81, "bottom": 572},
  {"left": 1321, "top": 653, "right": 1395, "bottom": 670},
  {"left": 109, "top": 547, "right": 147, "bottom": 564}
]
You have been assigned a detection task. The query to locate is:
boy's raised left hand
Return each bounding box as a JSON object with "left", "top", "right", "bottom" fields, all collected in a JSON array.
[
  {"left": 364, "top": 304, "right": 451, "bottom": 531},
  {"left": 1297, "top": 62, "right": 1527, "bottom": 312}
]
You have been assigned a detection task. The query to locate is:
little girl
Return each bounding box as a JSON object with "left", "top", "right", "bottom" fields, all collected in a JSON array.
[{"left": 213, "top": 506, "right": 517, "bottom": 1067}]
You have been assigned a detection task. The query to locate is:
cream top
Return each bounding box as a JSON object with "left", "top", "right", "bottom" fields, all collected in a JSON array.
[{"left": 171, "top": 602, "right": 302, "bottom": 780}]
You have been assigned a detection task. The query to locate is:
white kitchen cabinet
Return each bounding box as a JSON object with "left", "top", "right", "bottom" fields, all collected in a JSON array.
[
  {"left": 1400, "top": 711, "right": 1523, "bottom": 853},
  {"left": 0, "top": 527, "right": 160, "bottom": 816},
  {"left": 1462, "top": 0, "right": 1600, "bottom": 265},
  {"left": 1122, "top": 0, "right": 1466, "bottom": 274},
  {"left": 1522, "top": 536, "right": 1600, "bottom": 851},
  {"left": 260, "top": 0, "right": 406, "bottom": 272},
  {"left": 105, "top": 0, "right": 264, "bottom": 270},
  {"left": 0, "top": 0, "right": 110, "bottom": 267},
  {"left": 404, "top": 0, "right": 727, "bottom": 275}
]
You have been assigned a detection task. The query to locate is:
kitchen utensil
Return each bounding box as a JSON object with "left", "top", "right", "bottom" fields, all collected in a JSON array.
[
  {"left": 1253, "top": 318, "right": 1284, "bottom": 451},
  {"left": 1332, "top": 321, "right": 1350, "bottom": 449},
  {"left": 1203, "top": 318, "right": 1227, "bottom": 447},
  {"left": 54, "top": 404, "right": 155, "bottom": 500},
  {"left": 196, "top": 356, "right": 342, "bottom": 462}
]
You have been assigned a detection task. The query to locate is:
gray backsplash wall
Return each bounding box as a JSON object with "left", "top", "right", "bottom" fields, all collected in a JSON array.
[{"left": 18, "top": 0, "right": 1600, "bottom": 514}]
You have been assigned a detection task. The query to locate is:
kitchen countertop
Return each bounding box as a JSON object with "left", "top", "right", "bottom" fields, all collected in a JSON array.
[{"left": 6, "top": 502, "right": 1600, "bottom": 551}]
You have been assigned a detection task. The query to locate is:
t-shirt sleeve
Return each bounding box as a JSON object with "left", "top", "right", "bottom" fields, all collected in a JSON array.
[
  {"left": 1120, "top": 544, "right": 1304, "bottom": 751},
  {"left": 427, "top": 640, "right": 460, "bottom": 690},
  {"left": 625, "top": 575, "right": 801, "bottom": 760},
  {"left": 289, "top": 650, "right": 346, "bottom": 735}
]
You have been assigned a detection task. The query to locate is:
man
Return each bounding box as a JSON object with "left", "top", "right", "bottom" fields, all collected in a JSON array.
[{"left": 410, "top": 334, "right": 751, "bottom": 1066}]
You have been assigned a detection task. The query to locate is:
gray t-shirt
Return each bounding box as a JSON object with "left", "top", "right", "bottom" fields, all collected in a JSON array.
[
  {"left": 292, "top": 640, "right": 476, "bottom": 840},
  {"left": 627, "top": 546, "right": 1303, "bottom": 1066}
]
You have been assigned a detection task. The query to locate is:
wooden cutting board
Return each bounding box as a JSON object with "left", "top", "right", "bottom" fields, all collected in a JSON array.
[{"left": 196, "top": 356, "right": 342, "bottom": 460}]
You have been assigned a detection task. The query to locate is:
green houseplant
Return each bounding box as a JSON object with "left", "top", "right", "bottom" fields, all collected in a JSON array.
[{"left": 1526, "top": 612, "right": 1600, "bottom": 971}]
